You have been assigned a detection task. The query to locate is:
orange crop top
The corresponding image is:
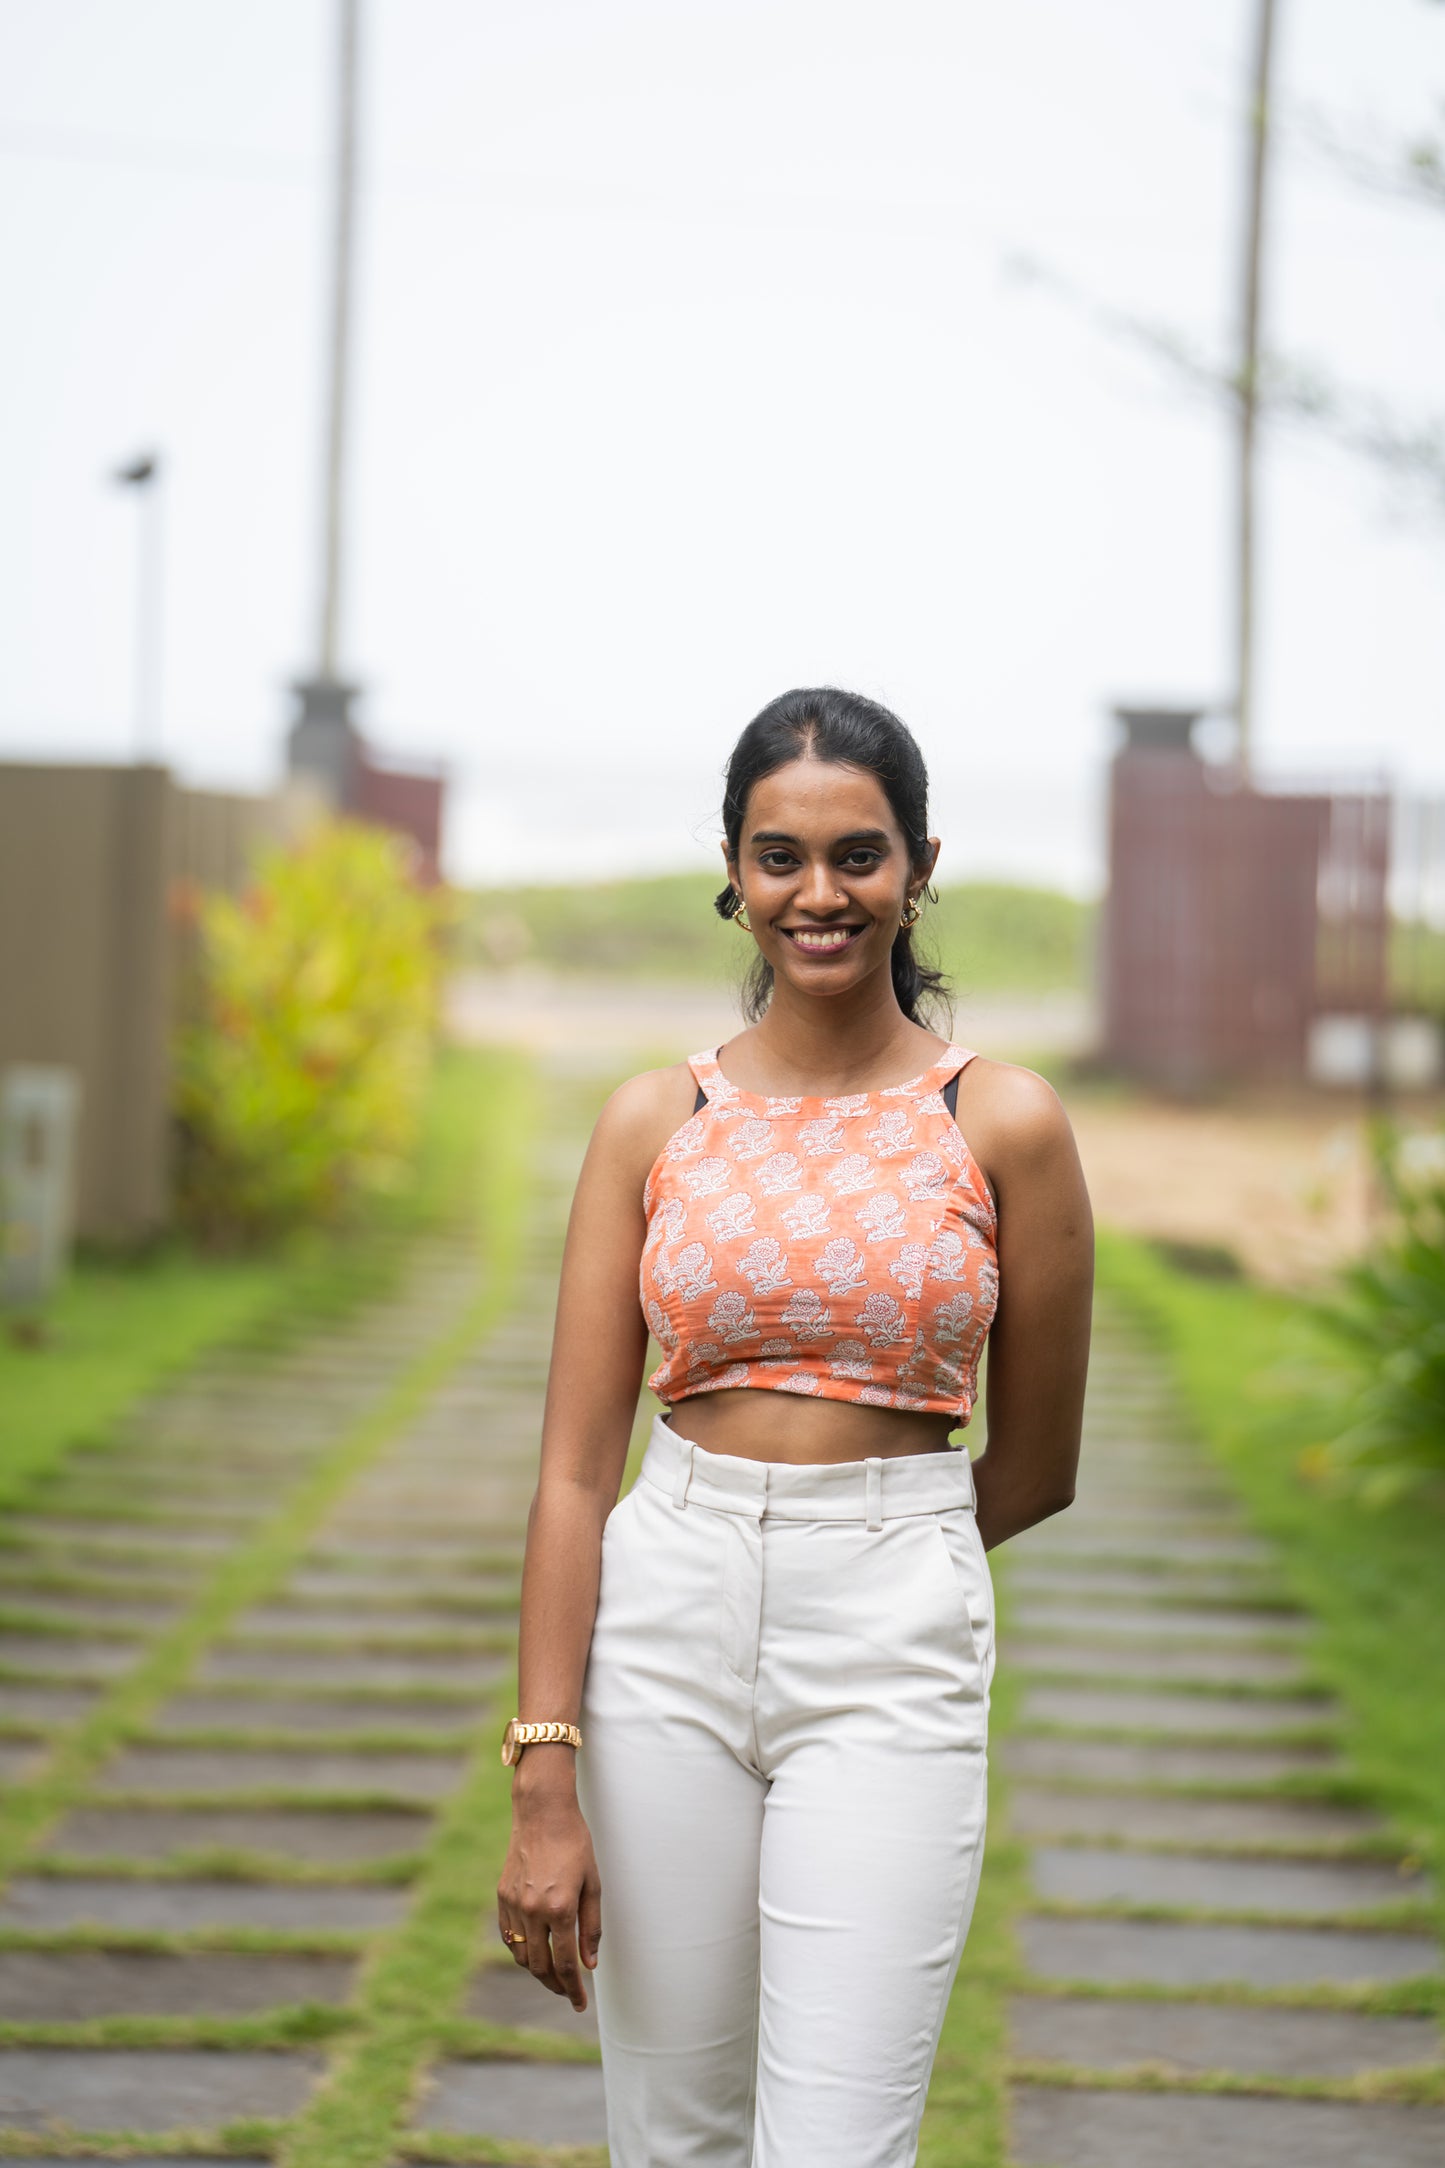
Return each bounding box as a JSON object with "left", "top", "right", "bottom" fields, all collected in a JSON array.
[{"left": 641, "top": 1046, "right": 999, "bottom": 1426}]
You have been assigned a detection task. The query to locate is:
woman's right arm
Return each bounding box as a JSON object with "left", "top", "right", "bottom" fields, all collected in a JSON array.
[{"left": 495, "top": 1065, "right": 690, "bottom": 2011}]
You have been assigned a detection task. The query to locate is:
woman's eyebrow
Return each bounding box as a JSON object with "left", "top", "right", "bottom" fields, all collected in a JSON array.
[{"left": 748, "top": 827, "right": 891, "bottom": 846}]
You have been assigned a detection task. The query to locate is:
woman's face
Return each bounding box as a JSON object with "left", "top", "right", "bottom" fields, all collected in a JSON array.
[{"left": 725, "top": 757, "right": 939, "bottom": 1002}]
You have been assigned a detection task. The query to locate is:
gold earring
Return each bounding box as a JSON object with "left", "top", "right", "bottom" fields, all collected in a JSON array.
[
  {"left": 733, "top": 900, "right": 752, "bottom": 933},
  {"left": 900, "top": 897, "right": 921, "bottom": 929}
]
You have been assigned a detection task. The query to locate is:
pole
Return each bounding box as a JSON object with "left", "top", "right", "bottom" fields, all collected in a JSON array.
[
  {"left": 112, "top": 453, "right": 163, "bottom": 760},
  {"left": 318, "top": 0, "right": 360, "bottom": 681},
  {"left": 1235, "top": 0, "right": 1278, "bottom": 779}
]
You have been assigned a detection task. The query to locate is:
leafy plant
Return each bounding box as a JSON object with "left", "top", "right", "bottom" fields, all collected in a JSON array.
[
  {"left": 1314, "top": 1120, "right": 1445, "bottom": 1501},
  {"left": 174, "top": 822, "right": 450, "bottom": 1244}
]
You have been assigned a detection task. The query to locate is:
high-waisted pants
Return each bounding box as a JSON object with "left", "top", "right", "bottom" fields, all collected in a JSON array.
[{"left": 577, "top": 1413, "right": 994, "bottom": 2168}]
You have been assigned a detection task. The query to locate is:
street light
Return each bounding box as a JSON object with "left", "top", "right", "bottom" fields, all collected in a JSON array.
[{"left": 112, "top": 450, "right": 164, "bottom": 762}]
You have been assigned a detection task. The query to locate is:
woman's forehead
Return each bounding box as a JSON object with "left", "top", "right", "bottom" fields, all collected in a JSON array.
[{"left": 743, "top": 758, "right": 897, "bottom": 834}]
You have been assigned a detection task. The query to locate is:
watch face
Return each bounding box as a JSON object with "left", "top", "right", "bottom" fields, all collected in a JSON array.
[{"left": 500, "top": 1722, "right": 518, "bottom": 1767}]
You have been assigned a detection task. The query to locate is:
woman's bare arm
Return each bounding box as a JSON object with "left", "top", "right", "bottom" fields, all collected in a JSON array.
[
  {"left": 497, "top": 1062, "right": 693, "bottom": 2009},
  {"left": 965, "top": 1066, "right": 1093, "bottom": 1552}
]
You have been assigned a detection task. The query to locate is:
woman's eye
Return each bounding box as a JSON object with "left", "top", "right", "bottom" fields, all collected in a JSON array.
[
  {"left": 842, "top": 852, "right": 882, "bottom": 870},
  {"left": 759, "top": 853, "right": 796, "bottom": 871}
]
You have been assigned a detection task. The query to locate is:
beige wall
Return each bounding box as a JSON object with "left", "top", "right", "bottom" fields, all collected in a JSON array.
[{"left": 0, "top": 763, "right": 275, "bottom": 1242}]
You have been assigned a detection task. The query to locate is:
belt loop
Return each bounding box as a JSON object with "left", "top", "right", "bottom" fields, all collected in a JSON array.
[
  {"left": 672, "top": 1439, "right": 694, "bottom": 1510},
  {"left": 961, "top": 1449, "right": 977, "bottom": 1512},
  {"left": 864, "top": 1457, "right": 883, "bottom": 1532}
]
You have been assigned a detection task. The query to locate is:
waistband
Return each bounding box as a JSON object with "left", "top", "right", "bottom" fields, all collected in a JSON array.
[{"left": 638, "top": 1412, "right": 975, "bottom": 1530}]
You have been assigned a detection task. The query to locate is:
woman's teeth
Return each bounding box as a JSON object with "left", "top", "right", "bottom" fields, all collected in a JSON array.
[{"left": 788, "top": 928, "right": 856, "bottom": 951}]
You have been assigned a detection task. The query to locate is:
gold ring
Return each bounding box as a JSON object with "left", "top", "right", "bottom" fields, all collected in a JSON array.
[{"left": 505, "top": 1928, "right": 527, "bottom": 1945}]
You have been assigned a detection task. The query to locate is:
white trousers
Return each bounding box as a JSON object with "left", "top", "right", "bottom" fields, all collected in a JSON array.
[{"left": 578, "top": 1412, "right": 994, "bottom": 2168}]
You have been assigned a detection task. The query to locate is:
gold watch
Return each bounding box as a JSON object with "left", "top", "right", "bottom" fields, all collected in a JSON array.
[{"left": 501, "top": 1718, "right": 582, "bottom": 1766}]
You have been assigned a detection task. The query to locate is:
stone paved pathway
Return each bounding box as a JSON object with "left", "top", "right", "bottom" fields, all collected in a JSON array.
[
  {"left": 4, "top": 1064, "right": 1442, "bottom": 2166},
  {"left": 1000, "top": 1302, "right": 1445, "bottom": 2166},
  {"left": 0, "top": 1068, "right": 611, "bottom": 2162}
]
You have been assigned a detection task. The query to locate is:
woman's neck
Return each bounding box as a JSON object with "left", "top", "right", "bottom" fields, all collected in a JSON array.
[{"left": 733, "top": 970, "right": 944, "bottom": 1098}]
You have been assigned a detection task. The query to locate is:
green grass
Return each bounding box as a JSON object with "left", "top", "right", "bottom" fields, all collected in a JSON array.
[
  {"left": 1094, "top": 1229, "right": 1445, "bottom": 1889},
  {"left": 463, "top": 873, "right": 1094, "bottom": 997},
  {"left": 0, "top": 1046, "right": 499, "bottom": 1516}
]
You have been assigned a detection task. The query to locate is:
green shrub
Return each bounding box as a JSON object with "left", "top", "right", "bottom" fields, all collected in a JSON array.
[
  {"left": 1316, "top": 1122, "right": 1445, "bottom": 1501},
  {"left": 174, "top": 822, "right": 449, "bottom": 1244}
]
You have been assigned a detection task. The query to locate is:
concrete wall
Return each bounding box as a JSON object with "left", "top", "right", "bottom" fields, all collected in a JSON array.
[{"left": 0, "top": 763, "right": 275, "bottom": 1243}]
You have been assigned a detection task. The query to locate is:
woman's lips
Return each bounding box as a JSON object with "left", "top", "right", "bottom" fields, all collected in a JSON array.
[{"left": 779, "top": 926, "right": 865, "bottom": 954}]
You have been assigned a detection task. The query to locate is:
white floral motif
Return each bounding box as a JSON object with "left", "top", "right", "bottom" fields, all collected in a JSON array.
[
  {"left": 706, "top": 1192, "right": 756, "bottom": 1243},
  {"left": 738, "top": 1237, "right": 792, "bottom": 1296},
  {"left": 779, "top": 1372, "right": 821, "bottom": 1396},
  {"left": 683, "top": 1156, "right": 732, "bottom": 1200},
  {"left": 663, "top": 1113, "right": 709, "bottom": 1160},
  {"left": 756, "top": 1152, "right": 802, "bottom": 1196},
  {"left": 813, "top": 1237, "right": 868, "bottom": 1294},
  {"left": 901, "top": 1150, "right": 949, "bottom": 1202},
  {"left": 855, "top": 1292, "right": 909, "bottom": 1346},
  {"left": 889, "top": 1242, "right": 929, "bottom": 1300},
  {"left": 797, "top": 1115, "right": 846, "bottom": 1157},
  {"left": 731, "top": 1117, "right": 776, "bottom": 1162},
  {"left": 859, "top": 1384, "right": 895, "bottom": 1407},
  {"left": 926, "top": 1229, "right": 970, "bottom": 1281},
  {"left": 823, "top": 1093, "right": 872, "bottom": 1118},
  {"left": 757, "top": 1337, "right": 795, "bottom": 1364},
  {"left": 644, "top": 1196, "right": 685, "bottom": 1254},
  {"left": 864, "top": 1108, "right": 914, "bottom": 1158},
  {"left": 827, "top": 1153, "right": 876, "bottom": 1197},
  {"left": 828, "top": 1338, "right": 873, "bottom": 1381},
  {"left": 712, "top": 1362, "right": 751, "bottom": 1390},
  {"left": 934, "top": 1290, "right": 976, "bottom": 1346},
  {"left": 779, "top": 1288, "right": 833, "bottom": 1341},
  {"left": 780, "top": 1193, "right": 830, "bottom": 1239},
  {"left": 671, "top": 1242, "right": 717, "bottom": 1301},
  {"left": 644, "top": 1299, "right": 677, "bottom": 1352},
  {"left": 708, "top": 1289, "right": 756, "bottom": 1343},
  {"left": 855, "top": 1192, "right": 906, "bottom": 1243},
  {"left": 684, "top": 1338, "right": 724, "bottom": 1378}
]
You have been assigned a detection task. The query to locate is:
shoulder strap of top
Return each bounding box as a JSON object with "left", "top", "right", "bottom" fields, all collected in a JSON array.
[
  {"left": 938, "top": 1046, "right": 978, "bottom": 1125},
  {"left": 687, "top": 1048, "right": 724, "bottom": 1113}
]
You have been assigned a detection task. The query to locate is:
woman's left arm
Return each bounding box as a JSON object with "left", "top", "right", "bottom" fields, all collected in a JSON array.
[{"left": 968, "top": 1066, "right": 1093, "bottom": 1552}]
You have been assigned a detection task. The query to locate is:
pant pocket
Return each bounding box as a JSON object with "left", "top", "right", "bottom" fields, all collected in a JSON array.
[{"left": 929, "top": 1511, "right": 995, "bottom": 1685}]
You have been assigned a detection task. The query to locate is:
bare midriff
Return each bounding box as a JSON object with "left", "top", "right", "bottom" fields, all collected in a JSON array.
[{"left": 665, "top": 1386, "right": 959, "bottom": 1465}]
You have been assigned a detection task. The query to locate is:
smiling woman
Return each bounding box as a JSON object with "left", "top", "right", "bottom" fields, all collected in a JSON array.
[{"left": 497, "top": 686, "right": 1094, "bottom": 2167}]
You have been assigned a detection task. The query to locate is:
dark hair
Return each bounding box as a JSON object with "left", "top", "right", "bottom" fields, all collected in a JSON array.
[{"left": 715, "top": 686, "right": 950, "bottom": 1026}]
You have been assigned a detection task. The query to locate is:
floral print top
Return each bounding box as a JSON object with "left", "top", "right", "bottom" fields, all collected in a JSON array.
[{"left": 641, "top": 1047, "right": 999, "bottom": 1427}]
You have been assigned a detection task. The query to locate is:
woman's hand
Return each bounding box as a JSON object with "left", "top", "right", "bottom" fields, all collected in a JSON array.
[{"left": 496, "top": 1758, "right": 602, "bottom": 2012}]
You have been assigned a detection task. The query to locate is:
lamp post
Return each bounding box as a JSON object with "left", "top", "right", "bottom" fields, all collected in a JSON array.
[{"left": 112, "top": 451, "right": 164, "bottom": 762}]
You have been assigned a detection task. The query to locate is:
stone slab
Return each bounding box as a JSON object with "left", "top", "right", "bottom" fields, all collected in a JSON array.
[
  {"left": 1009, "top": 1603, "right": 1307, "bottom": 1643},
  {"left": 235, "top": 1606, "right": 509, "bottom": 1641},
  {"left": 0, "top": 1877, "right": 406, "bottom": 1933},
  {"left": 1018, "top": 1915, "right": 1438, "bottom": 1987},
  {"left": 0, "top": 1951, "right": 355, "bottom": 2019},
  {"left": 0, "top": 1637, "right": 139, "bottom": 1679},
  {"left": 1004, "top": 1639, "right": 1307, "bottom": 1685},
  {"left": 1007, "top": 1789, "right": 1386, "bottom": 1851},
  {"left": 1016, "top": 1534, "right": 1272, "bottom": 1567},
  {"left": 100, "top": 1745, "right": 466, "bottom": 1801},
  {"left": 1005, "top": 1569, "right": 1278, "bottom": 1606},
  {"left": 306, "top": 1536, "right": 518, "bottom": 1564},
  {"left": 3, "top": 1520, "right": 234, "bottom": 1553},
  {"left": 0, "top": 1743, "right": 44, "bottom": 1784},
  {"left": 466, "top": 1962, "right": 599, "bottom": 2038},
  {"left": 0, "top": 2049, "right": 318, "bottom": 2131},
  {"left": 45, "top": 1804, "right": 431, "bottom": 1863},
  {"left": 1019, "top": 1688, "right": 1334, "bottom": 1737},
  {"left": 155, "top": 1692, "right": 484, "bottom": 1737},
  {"left": 1001, "top": 1737, "right": 1338, "bottom": 1787},
  {"left": 202, "top": 1647, "right": 511, "bottom": 1691},
  {"left": 416, "top": 2058, "right": 607, "bottom": 2143},
  {"left": 0, "top": 1594, "right": 182, "bottom": 1631},
  {"left": 285, "top": 1569, "right": 519, "bottom": 1603},
  {"left": 1009, "top": 1993, "right": 1442, "bottom": 2075},
  {"left": 1009, "top": 2085, "right": 1445, "bottom": 2167},
  {"left": 1030, "top": 1845, "right": 1429, "bottom": 1915}
]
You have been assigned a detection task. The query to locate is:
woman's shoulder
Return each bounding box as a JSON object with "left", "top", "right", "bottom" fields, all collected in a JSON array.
[
  {"left": 955, "top": 1056, "right": 1079, "bottom": 1178},
  {"left": 589, "top": 1059, "right": 703, "bottom": 1178}
]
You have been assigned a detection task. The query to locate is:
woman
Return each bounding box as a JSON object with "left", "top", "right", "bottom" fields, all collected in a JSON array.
[{"left": 497, "top": 688, "right": 1093, "bottom": 2166}]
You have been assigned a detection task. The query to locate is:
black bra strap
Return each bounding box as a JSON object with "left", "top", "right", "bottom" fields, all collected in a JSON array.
[
  {"left": 942, "top": 1071, "right": 961, "bottom": 1122},
  {"left": 692, "top": 1082, "right": 707, "bottom": 1114}
]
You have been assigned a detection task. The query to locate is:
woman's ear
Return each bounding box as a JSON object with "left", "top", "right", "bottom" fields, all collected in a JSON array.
[{"left": 921, "top": 837, "right": 942, "bottom": 885}]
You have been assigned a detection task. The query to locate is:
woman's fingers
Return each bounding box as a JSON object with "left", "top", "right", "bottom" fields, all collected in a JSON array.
[
  {"left": 548, "top": 1906, "right": 588, "bottom": 2012},
  {"left": 498, "top": 1910, "right": 528, "bottom": 1964},
  {"left": 579, "top": 1866, "right": 603, "bottom": 1971}
]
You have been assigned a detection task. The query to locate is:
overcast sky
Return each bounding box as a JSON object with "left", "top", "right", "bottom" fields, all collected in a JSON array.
[{"left": 3, "top": 0, "right": 1443, "bottom": 894}]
